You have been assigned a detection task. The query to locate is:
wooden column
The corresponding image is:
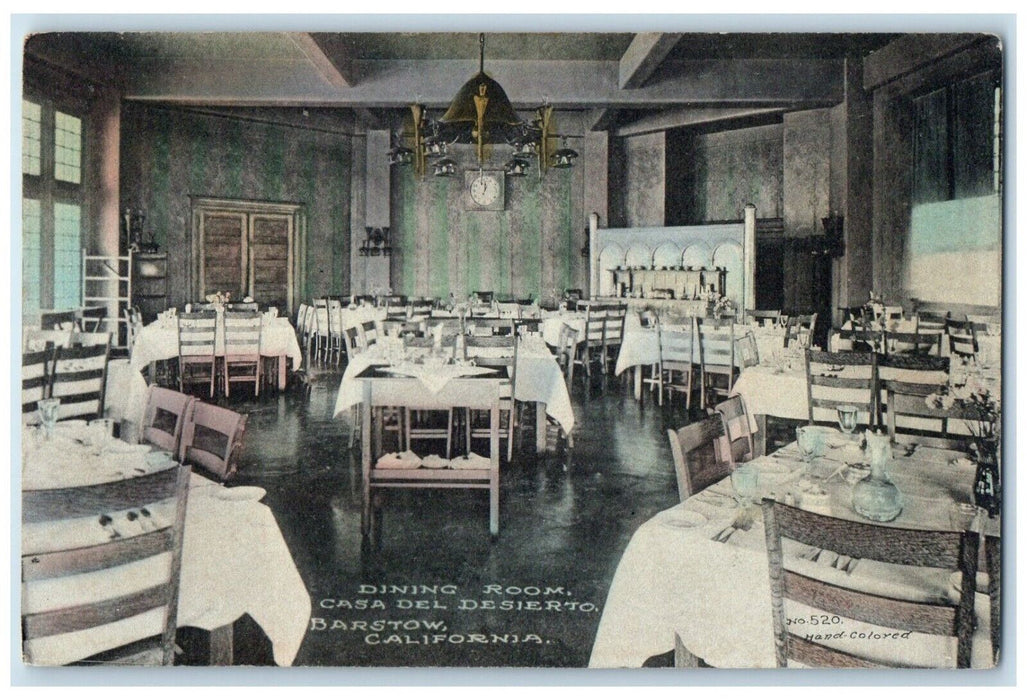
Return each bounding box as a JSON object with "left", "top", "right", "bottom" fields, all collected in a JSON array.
[{"left": 743, "top": 203, "right": 757, "bottom": 313}]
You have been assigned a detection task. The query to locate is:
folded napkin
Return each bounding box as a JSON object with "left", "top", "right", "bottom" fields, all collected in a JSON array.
[
  {"left": 420, "top": 454, "right": 450, "bottom": 469},
  {"left": 375, "top": 450, "right": 422, "bottom": 470},
  {"left": 450, "top": 452, "right": 491, "bottom": 470}
]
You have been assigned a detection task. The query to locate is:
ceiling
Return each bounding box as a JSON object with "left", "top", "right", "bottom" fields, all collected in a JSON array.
[{"left": 24, "top": 31, "right": 900, "bottom": 135}]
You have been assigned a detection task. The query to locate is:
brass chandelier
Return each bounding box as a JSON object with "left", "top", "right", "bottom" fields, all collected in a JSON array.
[{"left": 388, "top": 33, "right": 578, "bottom": 180}]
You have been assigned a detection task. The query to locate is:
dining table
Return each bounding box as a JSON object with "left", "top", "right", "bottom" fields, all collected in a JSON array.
[
  {"left": 129, "top": 311, "right": 304, "bottom": 390},
  {"left": 730, "top": 352, "right": 1000, "bottom": 456},
  {"left": 334, "top": 335, "right": 575, "bottom": 453},
  {"left": 21, "top": 423, "right": 311, "bottom": 666},
  {"left": 589, "top": 428, "right": 997, "bottom": 668}
]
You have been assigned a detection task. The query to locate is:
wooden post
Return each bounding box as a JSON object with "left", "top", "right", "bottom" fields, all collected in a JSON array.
[{"left": 743, "top": 204, "right": 757, "bottom": 313}]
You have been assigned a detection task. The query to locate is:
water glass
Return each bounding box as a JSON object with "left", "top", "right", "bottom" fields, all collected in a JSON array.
[
  {"left": 730, "top": 464, "right": 760, "bottom": 507},
  {"left": 37, "top": 398, "right": 60, "bottom": 440}
]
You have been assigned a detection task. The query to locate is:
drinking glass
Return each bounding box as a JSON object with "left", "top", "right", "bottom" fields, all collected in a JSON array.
[
  {"left": 37, "top": 398, "right": 60, "bottom": 440},
  {"left": 730, "top": 464, "right": 760, "bottom": 507},
  {"left": 796, "top": 426, "right": 824, "bottom": 478},
  {"left": 836, "top": 405, "right": 859, "bottom": 436}
]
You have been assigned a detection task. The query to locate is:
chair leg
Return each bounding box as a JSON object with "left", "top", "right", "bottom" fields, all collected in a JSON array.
[{"left": 446, "top": 410, "right": 453, "bottom": 459}]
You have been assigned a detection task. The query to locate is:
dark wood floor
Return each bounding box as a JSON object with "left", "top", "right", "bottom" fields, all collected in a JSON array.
[{"left": 216, "top": 369, "right": 713, "bottom": 667}]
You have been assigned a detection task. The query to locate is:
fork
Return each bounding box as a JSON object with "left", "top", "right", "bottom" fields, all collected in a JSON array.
[{"left": 713, "top": 507, "right": 754, "bottom": 543}]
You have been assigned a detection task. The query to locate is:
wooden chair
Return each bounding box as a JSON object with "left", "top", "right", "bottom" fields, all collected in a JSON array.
[
  {"left": 945, "top": 318, "right": 979, "bottom": 363},
  {"left": 877, "top": 353, "right": 950, "bottom": 427},
  {"left": 77, "top": 306, "right": 107, "bottom": 332},
  {"left": 885, "top": 329, "right": 943, "bottom": 357},
  {"left": 222, "top": 311, "right": 261, "bottom": 397},
  {"left": 645, "top": 320, "right": 695, "bottom": 408},
  {"left": 180, "top": 401, "right": 247, "bottom": 481},
  {"left": 358, "top": 320, "right": 379, "bottom": 348},
  {"left": 666, "top": 415, "right": 731, "bottom": 502},
  {"left": 342, "top": 325, "right": 362, "bottom": 359},
  {"left": 985, "top": 535, "right": 1001, "bottom": 665},
  {"left": 140, "top": 386, "right": 195, "bottom": 456},
  {"left": 837, "top": 305, "right": 867, "bottom": 327},
  {"left": 21, "top": 463, "right": 191, "bottom": 666},
  {"left": 513, "top": 318, "right": 542, "bottom": 335},
  {"left": 915, "top": 310, "right": 950, "bottom": 334},
  {"left": 24, "top": 329, "right": 73, "bottom": 352},
  {"left": 745, "top": 309, "right": 782, "bottom": 327},
  {"left": 735, "top": 330, "right": 760, "bottom": 370},
  {"left": 837, "top": 327, "right": 884, "bottom": 354},
  {"left": 554, "top": 322, "right": 580, "bottom": 387},
  {"left": 472, "top": 291, "right": 495, "bottom": 305},
  {"left": 311, "top": 299, "right": 331, "bottom": 364},
  {"left": 463, "top": 335, "right": 517, "bottom": 462},
  {"left": 50, "top": 342, "right": 110, "bottom": 421},
  {"left": 40, "top": 308, "right": 79, "bottom": 331},
  {"left": 696, "top": 318, "right": 735, "bottom": 410},
  {"left": 761, "top": 500, "right": 979, "bottom": 668},
  {"left": 573, "top": 304, "right": 607, "bottom": 380},
  {"left": 22, "top": 348, "right": 53, "bottom": 417},
  {"left": 124, "top": 307, "right": 144, "bottom": 351},
  {"left": 177, "top": 311, "right": 218, "bottom": 398},
  {"left": 71, "top": 331, "right": 113, "bottom": 348},
  {"left": 883, "top": 379, "right": 982, "bottom": 452},
  {"left": 326, "top": 298, "right": 345, "bottom": 366},
  {"left": 784, "top": 313, "right": 817, "bottom": 349},
  {"left": 805, "top": 349, "right": 877, "bottom": 428},
  {"left": 602, "top": 303, "right": 627, "bottom": 374},
  {"left": 712, "top": 395, "right": 755, "bottom": 466}
]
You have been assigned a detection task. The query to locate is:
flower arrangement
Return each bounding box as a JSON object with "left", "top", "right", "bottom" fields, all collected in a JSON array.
[
  {"left": 711, "top": 294, "right": 735, "bottom": 319},
  {"left": 205, "top": 291, "right": 231, "bottom": 305}
]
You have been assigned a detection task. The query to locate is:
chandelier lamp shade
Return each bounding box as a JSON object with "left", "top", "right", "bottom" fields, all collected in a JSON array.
[{"left": 389, "top": 33, "right": 578, "bottom": 180}]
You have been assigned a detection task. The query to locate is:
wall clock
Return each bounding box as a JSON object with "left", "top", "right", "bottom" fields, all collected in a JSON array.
[{"left": 465, "top": 170, "right": 505, "bottom": 211}]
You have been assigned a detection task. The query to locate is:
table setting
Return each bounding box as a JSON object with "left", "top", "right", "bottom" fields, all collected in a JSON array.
[
  {"left": 590, "top": 411, "right": 996, "bottom": 669},
  {"left": 20, "top": 413, "right": 311, "bottom": 667}
]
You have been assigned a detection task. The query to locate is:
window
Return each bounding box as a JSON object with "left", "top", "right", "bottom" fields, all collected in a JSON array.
[
  {"left": 912, "top": 71, "right": 1001, "bottom": 205},
  {"left": 22, "top": 97, "right": 84, "bottom": 312}
]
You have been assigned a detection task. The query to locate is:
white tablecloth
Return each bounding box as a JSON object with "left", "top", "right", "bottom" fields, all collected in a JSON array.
[
  {"left": 334, "top": 344, "right": 575, "bottom": 435},
  {"left": 589, "top": 436, "right": 994, "bottom": 668},
  {"left": 130, "top": 317, "right": 303, "bottom": 373},
  {"left": 540, "top": 312, "right": 587, "bottom": 347},
  {"left": 104, "top": 358, "right": 148, "bottom": 428},
  {"left": 21, "top": 436, "right": 310, "bottom": 666}
]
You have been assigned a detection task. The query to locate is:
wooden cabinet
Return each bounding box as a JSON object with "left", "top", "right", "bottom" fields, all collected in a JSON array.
[
  {"left": 132, "top": 252, "right": 168, "bottom": 322},
  {"left": 190, "top": 198, "right": 305, "bottom": 315}
]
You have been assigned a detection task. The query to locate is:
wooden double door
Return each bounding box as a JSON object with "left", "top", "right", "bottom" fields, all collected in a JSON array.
[{"left": 191, "top": 198, "right": 305, "bottom": 314}]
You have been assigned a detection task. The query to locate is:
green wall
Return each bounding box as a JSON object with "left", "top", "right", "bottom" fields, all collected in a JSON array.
[
  {"left": 389, "top": 144, "right": 586, "bottom": 302},
  {"left": 119, "top": 104, "right": 352, "bottom": 307}
]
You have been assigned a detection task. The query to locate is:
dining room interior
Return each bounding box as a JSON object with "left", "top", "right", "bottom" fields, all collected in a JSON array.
[{"left": 16, "top": 24, "right": 1006, "bottom": 672}]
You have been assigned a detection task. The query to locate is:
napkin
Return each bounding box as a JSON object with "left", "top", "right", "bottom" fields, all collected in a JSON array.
[
  {"left": 375, "top": 451, "right": 422, "bottom": 470},
  {"left": 420, "top": 454, "right": 450, "bottom": 469},
  {"left": 450, "top": 452, "right": 491, "bottom": 470}
]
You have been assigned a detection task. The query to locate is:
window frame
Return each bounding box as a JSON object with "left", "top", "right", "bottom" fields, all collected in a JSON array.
[{"left": 22, "top": 90, "right": 86, "bottom": 312}]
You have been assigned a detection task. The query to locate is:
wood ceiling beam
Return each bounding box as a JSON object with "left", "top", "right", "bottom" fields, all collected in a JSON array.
[
  {"left": 122, "top": 58, "right": 844, "bottom": 109},
  {"left": 619, "top": 33, "right": 682, "bottom": 89},
  {"left": 584, "top": 108, "right": 617, "bottom": 132},
  {"left": 615, "top": 107, "right": 788, "bottom": 137},
  {"left": 288, "top": 32, "right": 353, "bottom": 88}
]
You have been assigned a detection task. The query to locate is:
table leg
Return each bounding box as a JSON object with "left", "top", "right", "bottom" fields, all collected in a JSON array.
[
  {"left": 278, "top": 354, "right": 287, "bottom": 390},
  {"left": 535, "top": 401, "right": 547, "bottom": 453},
  {"left": 633, "top": 366, "right": 642, "bottom": 401},
  {"left": 208, "top": 624, "right": 234, "bottom": 665},
  {"left": 754, "top": 413, "right": 768, "bottom": 458}
]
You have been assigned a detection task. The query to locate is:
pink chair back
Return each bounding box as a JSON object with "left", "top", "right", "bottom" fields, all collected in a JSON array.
[
  {"left": 141, "top": 386, "right": 196, "bottom": 455},
  {"left": 180, "top": 402, "right": 247, "bottom": 481}
]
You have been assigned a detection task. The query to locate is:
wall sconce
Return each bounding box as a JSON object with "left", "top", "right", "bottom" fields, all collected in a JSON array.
[{"left": 360, "top": 227, "right": 392, "bottom": 257}]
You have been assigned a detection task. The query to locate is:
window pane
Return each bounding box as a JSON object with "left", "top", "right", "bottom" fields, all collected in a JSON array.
[
  {"left": 54, "top": 111, "right": 81, "bottom": 184},
  {"left": 53, "top": 202, "right": 81, "bottom": 309},
  {"left": 22, "top": 198, "right": 42, "bottom": 314},
  {"left": 22, "top": 99, "right": 41, "bottom": 176}
]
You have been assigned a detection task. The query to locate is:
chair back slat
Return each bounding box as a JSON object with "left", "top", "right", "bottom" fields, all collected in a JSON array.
[
  {"left": 21, "top": 463, "right": 191, "bottom": 666},
  {"left": 50, "top": 343, "right": 110, "bottom": 421},
  {"left": 762, "top": 500, "right": 978, "bottom": 668},
  {"left": 667, "top": 415, "right": 730, "bottom": 501}
]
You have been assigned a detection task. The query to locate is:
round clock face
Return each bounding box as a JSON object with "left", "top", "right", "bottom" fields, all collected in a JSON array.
[{"left": 470, "top": 174, "right": 500, "bottom": 206}]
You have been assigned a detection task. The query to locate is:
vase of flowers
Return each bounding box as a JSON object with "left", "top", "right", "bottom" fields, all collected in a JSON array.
[
  {"left": 711, "top": 294, "right": 734, "bottom": 321},
  {"left": 926, "top": 380, "right": 1001, "bottom": 518}
]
